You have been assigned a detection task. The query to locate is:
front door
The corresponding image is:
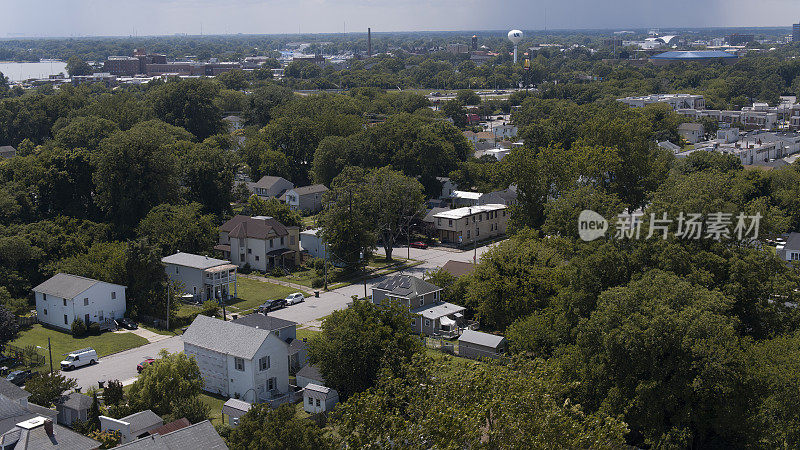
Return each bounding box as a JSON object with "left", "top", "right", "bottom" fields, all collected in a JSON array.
[
  {"left": 98, "top": 310, "right": 104, "bottom": 322},
  {"left": 84, "top": 314, "right": 90, "bottom": 324}
]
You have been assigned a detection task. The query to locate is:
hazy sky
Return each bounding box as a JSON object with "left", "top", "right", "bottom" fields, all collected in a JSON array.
[{"left": 2, "top": 0, "right": 800, "bottom": 37}]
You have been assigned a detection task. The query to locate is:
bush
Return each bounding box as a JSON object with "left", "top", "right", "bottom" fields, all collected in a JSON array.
[
  {"left": 88, "top": 322, "right": 101, "bottom": 335},
  {"left": 311, "top": 277, "right": 324, "bottom": 289},
  {"left": 71, "top": 318, "right": 86, "bottom": 337},
  {"left": 311, "top": 258, "right": 325, "bottom": 271},
  {"left": 270, "top": 267, "right": 284, "bottom": 277},
  {"left": 200, "top": 300, "right": 219, "bottom": 318}
]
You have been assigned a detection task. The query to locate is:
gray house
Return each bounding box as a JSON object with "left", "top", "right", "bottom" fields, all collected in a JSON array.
[
  {"left": 0, "top": 146, "right": 16, "bottom": 159},
  {"left": 282, "top": 184, "right": 328, "bottom": 213},
  {"left": 372, "top": 275, "right": 466, "bottom": 336},
  {"left": 114, "top": 420, "right": 227, "bottom": 449},
  {"left": 247, "top": 176, "right": 294, "bottom": 199},
  {"left": 161, "top": 252, "right": 238, "bottom": 303},
  {"left": 56, "top": 393, "right": 92, "bottom": 427},
  {"left": 295, "top": 364, "right": 325, "bottom": 388},
  {"left": 458, "top": 330, "right": 507, "bottom": 359},
  {"left": 232, "top": 312, "right": 307, "bottom": 371},
  {"left": 100, "top": 409, "right": 163, "bottom": 444}
]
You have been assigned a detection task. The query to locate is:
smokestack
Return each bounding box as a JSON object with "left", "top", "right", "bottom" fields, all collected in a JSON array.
[
  {"left": 368, "top": 28, "right": 372, "bottom": 57},
  {"left": 44, "top": 419, "right": 54, "bottom": 437}
]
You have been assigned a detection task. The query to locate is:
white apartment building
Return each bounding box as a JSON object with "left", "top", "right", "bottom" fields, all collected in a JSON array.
[
  {"left": 617, "top": 94, "right": 705, "bottom": 110},
  {"left": 161, "top": 252, "right": 237, "bottom": 303},
  {"left": 33, "top": 273, "right": 126, "bottom": 331},
  {"left": 432, "top": 204, "right": 508, "bottom": 245}
]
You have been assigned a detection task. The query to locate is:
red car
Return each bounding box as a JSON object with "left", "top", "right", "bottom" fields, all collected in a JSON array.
[
  {"left": 136, "top": 359, "right": 155, "bottom": 373},
  {"left": 410, "top": 241, "right": 429, "bottom": 249}
]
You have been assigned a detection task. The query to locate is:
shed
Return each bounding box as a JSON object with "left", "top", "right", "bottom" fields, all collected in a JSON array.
[
  {"left": 458, "top": 330, "right": 507, "bottom": 359},
  {"left": 56, "top": 393, "right": 92, "bottom": 426},
  {"left": 303, "top": 384, "right": 338, "bottom": 414},
  {"left": 221, "top": 399, "right": 252, "bottom": 427},
  {"left": 295, "top": 364, "right": 325, "bottom": 388}
]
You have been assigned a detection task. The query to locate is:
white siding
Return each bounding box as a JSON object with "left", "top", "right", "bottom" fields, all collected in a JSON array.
[{"left": 35, "top": 282, "right": 126, "bottom": 331}]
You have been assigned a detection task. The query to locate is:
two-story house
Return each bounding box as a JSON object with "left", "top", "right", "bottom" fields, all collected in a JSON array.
[
  {"left": 215, "top": 216, "right": 301, "bottom": 272},
  {"left": 432, "top": 204, "right": 508, "bottom": 246},
  {"left": 372, "top": 275, "right": 466, "bottom": 337},
  {"left": 161, "top": 252, "right": 238, "bottom": 303},
  {"left": 281, "top": 184, "right": 328, "bottom": 213},
  {"left": 232, "top": 312, "right": 307, "bottom": 372},
  {"left": 183, "top": 315, "right": 291, "bottom": 405},
  {"left": 246, "top": 176, "right": 294, "bottom": 199},
  {"left": 33, "top": 273, "right": 126, "bottom": 331}
]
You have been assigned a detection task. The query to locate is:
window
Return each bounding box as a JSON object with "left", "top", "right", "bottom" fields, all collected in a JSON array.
[
  {"left": 290, "top": 236, "right": 295, "bottom": 245},
  {"left": 83, "top": 298, "right": 88, "bottom": 306},
  {"left": 467, "top": 230, "right": 470, "bottom": 239},
  {"left": 316, "top": 399, "right": 321, "bottom": 407},
  {"left": 476, "top": 228, "right": 480, "bottom": 236},
  {"left": 64, "top": 315, "right": 68, "bottom": 325},
  {"left": 63, "top": 299, "right": 67, "bottom": 306},
  {"left": 448, "top": 219, "right": 453, "bottom": 227},
  {"left": 255, "top": 256, "right": 260, "bottom": 261},
  {"left": 259, "top": 356, "right": 270, "bottom": 371},
  {"left": 247, "top": 248, "right": 252, "bottom": 254},
  {"left": 437, "top": 218, "right": 441, "bottom": 226},
  {"left": 111, "top": 292, "right": 116, "bottom": 300},
  {"left": 240, "top": 253, "right": 245, "bottom": 261},
  {"left": 193, "top": 286, "right": 197, "bottom": 294},
  {"left": 268, "top": 378, "right": 275, "bottom": 390},
  {"left": 43, "top": 309, "right": 47, "bottom": 315},
  {"left": 308, "top": 397, "right": 313, "bottom": 405},
  {"left": 424, "top": 319, "right": 431, "bottom": 327},
  {"left": 234, "top": 357, "right": 244, "bottom": 371},
  {"left": 43, "top": 293, "right": 47, "bottom": 301},
  {"left": 176, "top": 267, "right": 180, "bottom": 274},
  {"left": 270, "top": 239, "right": 274, "bottom": 248},
  {"left": 280, "top": 237, "right": 284, "bottom": 246}
]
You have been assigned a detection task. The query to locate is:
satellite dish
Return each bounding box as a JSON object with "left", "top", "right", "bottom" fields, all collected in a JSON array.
[{"left": 508, "top": 29, "right": 524, "bottom": 45}]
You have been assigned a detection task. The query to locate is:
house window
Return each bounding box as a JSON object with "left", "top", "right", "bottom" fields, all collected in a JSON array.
[
  {"left": 270, "top": 239, "right": 274, "bottom": 248},
  {"left": 424, "top": 319, "right": 431, "bottom": 327},
  {"left": 43, "top": 293, "right": 47, "bottom": 301},
  {"left": 437, "top": 218, "right": 441, "bottom": 226},
  {"left": 176, "top": 267, "right": 180, "bottom": 274},
  {"left": 234, "top": 357, "right": 244, "bottom": 371},
  {"left": 193, "top": 286, "right": 197, "bottom": 294},
  {"left": 448, "top": 219, "right": 453, "bottom": 227},
  {"left": 63, "top": 299, "right": 67, "bottom": 306},
  {"left": 255, "top": 256, "right": 260, "bottom": 261},
  {"left": 290, "top": 236, "right": 295, "bottom": 245},
  {"left": 84, "top": 298, "right": 88, "bottom": 306},
  {"left": 247, "top": 248, "right": 252, "bottom": 254},
  {"left": 240, "top": 253, "right": 245, "bottom": 261},
  {"left": 111, "top": 292, "right": 116, "bottom": 300},
  {"left": 467, "top": 230, "right": 470, "bottom": 239},
  {"left": 476, "top": 228, "right": 480, "bottom": 236},
  {"left": 316, "top": 399, "right": 321, "bottom": 407},
  {"left": 280, "top": 237, "right": 284, "bottom": 246},
  {"left": 43, "top": 309, "right": 47, "bottom": 315},
  {"left": 259, "top": 356, "right": 269, "bottom": 371},
  {"left": 64, "top": 315, "right": 68, "bottom": 325},
  {"left": 268, "top": 378, "right": 275, "bottom": 391},
  {"left": 308, "top": 397, "right": 313, "bottom": 405}
]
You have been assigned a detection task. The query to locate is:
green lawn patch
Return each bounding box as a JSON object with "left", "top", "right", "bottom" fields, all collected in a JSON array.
[
  {"left": 231, "top": 277, "right": 308, "bottom": 312},
  {"left": 9, "top": 324, "right": 149, "bottom": 369},
  {"left": 199, "top": 392, "right": 228, "bottom": 427},
  {"left": 296, "top": 327, "right": 321, "bottom": 342}
]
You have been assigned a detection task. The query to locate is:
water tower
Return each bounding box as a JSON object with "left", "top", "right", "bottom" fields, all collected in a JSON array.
[{"left": 508, "top": 29, "right": 523, "bottom": 63}]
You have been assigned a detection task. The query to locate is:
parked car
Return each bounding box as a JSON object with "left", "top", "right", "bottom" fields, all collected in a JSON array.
[
  {"left": 6, "top": 370, "right": 31, "bottom": 386},
  {"left": 285, "top": 293, "right": 305, "bottom": 305},
  {"left": 410, "top": 241, "right": 429, "bottom": 249},
  {"left": 115, "top": 318, "right": 138, "bottom": 330},
  {"left": 137, "top": 358, "right": 156, "bottom": 373},
  {"left": 60, "top": 348, "right": 98, "bottom": 371},
  {"left": 258, "top": 298, "right": 287, "bottom": 313}
]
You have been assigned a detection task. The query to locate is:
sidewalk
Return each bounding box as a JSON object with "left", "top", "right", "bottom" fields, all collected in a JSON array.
[{"left": 114, "top": 328, "right": 172, "bottom": 344}]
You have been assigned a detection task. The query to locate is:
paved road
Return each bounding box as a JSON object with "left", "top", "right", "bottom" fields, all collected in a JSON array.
[
  {"left": 69, "top": 336, "right": 183, "bottom": 391},
  {"left": 269, "top": 242, "right": 501, "bottom": 325}
]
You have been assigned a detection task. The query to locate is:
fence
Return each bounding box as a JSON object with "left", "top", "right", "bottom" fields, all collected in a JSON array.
[
  {"left": 4, "top": 344, "right": 46, "bottom": 369},
  {"left": 15, "top": 314, "right": 37, "bottom": 327}
]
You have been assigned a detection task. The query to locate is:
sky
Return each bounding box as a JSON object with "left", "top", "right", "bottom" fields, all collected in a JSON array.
[{"left": 2, "top": 0, "right": 800, "bottom": 37}]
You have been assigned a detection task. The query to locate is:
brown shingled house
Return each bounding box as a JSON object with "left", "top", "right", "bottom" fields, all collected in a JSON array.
[{"left": 215, "top": 215, "right": 300, "bottom": 272}]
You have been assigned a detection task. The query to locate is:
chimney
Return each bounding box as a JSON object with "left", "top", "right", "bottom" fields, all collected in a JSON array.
[
  {"left": 44, "top": 419, "right": 54, "bottom": 437},
  {"left": 368, "top": 28, "right": 372, "bottom": 57}
]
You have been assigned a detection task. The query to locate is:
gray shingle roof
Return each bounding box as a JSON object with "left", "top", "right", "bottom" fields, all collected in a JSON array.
[
  {"left": 290, "top": 184, "right": 328, "bottom": 196},
  {"left": 252, "top": 176, "right": 291, "bottom": 189},
  {"left": 183, "top": 315, "right": 283, "bottom": 360},
  {"left": 458, "top": 330, "right": 506, "bottom": 349},
  {"left": 120, "top": 410, "right": 163, "bottom": 434},
  {"left": 57, "top": 393, "right": 92, "bottom": 411},
  {"left": 222, "top": 215, "right": 290, "bottom": 240},
  {"left": 232, "top": 313, "right": 296, "bottom": 332},
  {"left": 0, "top": 379, "right": 30, "bottom": 402},
  {"left": 115, "top": 420, "right": 228, "bottom": 450},
  {"left": 410, "top": 301, "right": 465, "bottom": 319},
  {"left": 373, "top": 275, "right": 441, "bottom": 299},
  {"left": 32, "top": 273, "right": 123, "bottom": 300},
  {"left": 296, "top": 364, "right": 324, "bottom": 384},
  {"left": 2, "top": 421, "right": 99, "bottom": 449},
  {"left": 161, "top": 252, "right": 231, "bottom": 270},
  {"left": 221, "top": 399, "right": 252, "bottom": 416}
]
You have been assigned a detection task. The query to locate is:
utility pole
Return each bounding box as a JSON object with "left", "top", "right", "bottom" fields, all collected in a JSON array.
[
  {"left": 165, "top": 283, "right": 170, "bottom": 330},
  {"left": 47, "top": 337, "right": 52, "bottom": 376}
]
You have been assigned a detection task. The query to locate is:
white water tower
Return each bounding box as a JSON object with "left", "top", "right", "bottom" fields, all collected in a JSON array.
[{"left": 508, "top": 29, "right": 524, "bottom": 63}]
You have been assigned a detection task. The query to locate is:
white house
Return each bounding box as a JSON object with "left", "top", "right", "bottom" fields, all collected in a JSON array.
[
  {"left": 33, "top": 273, "right": 126, "bottom": 331},
  {"left": 183, "top": 315, "right": 290, "bottom": 405},
  {"left": 300, "top": 228, "right": 328, "bottom": 260},
  {"left": 99, "top": 410, "right": 163, "bottom": 444},
  {"left": 215, "top": 215, "right": 301, "bottom": 272},
  {"left": 246, "top": 176, "right": 294, "bottom": 199},
  {"left": 161, "top": 252, "right": 238, "bottom": 303},
  {"left": 492, "top": 124, "right": 517, "bottom": 140},
  {"left": 303, "top": 384, "right": 339, "bottom": 414}
]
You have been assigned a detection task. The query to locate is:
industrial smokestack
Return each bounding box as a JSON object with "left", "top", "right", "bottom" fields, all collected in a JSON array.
[{"left": 368, "top": 28, "right": 372, "bottom": 57}]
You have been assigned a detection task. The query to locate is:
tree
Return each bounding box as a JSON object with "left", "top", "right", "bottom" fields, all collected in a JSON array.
[
  {"left": 71, "top": 318, "right": 86, "bottom": 337},
  {"left": 181, "top": 143, "right": 235, "bottom": 215},
  {"left": 66, "top": 56, "right": 93, "bottom": 77},
  {"left": 88, "top": 391, "right": 102, "bottom": 431},
  {"left": 306, "top": 299, "right": 420, "bottom": 399},
  {"left": 227, "top": 403, "right": 331, "bottom": 450},
  {"left": 148, "top": 78, "right": 224, "bottom": 139},
  {"left": 25, "top": 372, "right": 78, "bottom": 407},
  {"left": 0, "top": 305, "right": 18, "bottom": 347},
  {"left": 441, "top": 99, "right": 467, "bottom": 128},
  {"left": 126, "top": 349, "right": 204, "bottom": 418},
  {"left": 215, "top": 70, "right": 248, "bottom": 91},
  {"left": 167, "top": 396, "right": 210, "bottom": 424},
  {"left": 366, "top": 167, "right": 425, "bottom": 260},
  {"left": 136, "top": 203, "right": 216, "bottom": 256},
  {"left": 456, "top": 89, "right": 481, "bottom": 105},
  {"left": 246, "top": 195, "right": 302, "bottom": 228},
  {"left": 124, "top": 239, "right": 179, "bottom": 321},
  {"left": 103, "top": 379, "right": 124, "bottom": 407},
  {"left": 87, "top": 430, "right": 121, "bottom": 449},
  {"left": 244, "top": 84, "right": 295, "bottom": 126}
]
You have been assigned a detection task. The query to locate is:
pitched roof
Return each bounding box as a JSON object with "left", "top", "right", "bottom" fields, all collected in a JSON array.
[
  {"left": 296, "top": 364, "right": 324, "bottom": 384},
  {"left": 290, "top": 184, "right": 328, "bottom": 196},
  {"left": 0, "top": 379, "right": 30, "bottom": 402},
  {"left": 115, "top": 420, "right": 227, "bottom": 450},
  {"left": 57, "top": 393, "right": 91, "bottom": 411},
  {"left": 678, "top": 122, "right": 704, "bottom": 131},
  {"left": 305, "top": 383, "right": 336, "bottom": 397},
  {"left": 161, "top": 252, "right": 231, "bottom": 270},
  {"left": 423, "top": 207, "right": 449, "bottom": 223},
  {"left": 221, "top": 399, "right": 252, "bottom": 416},
  {"left": 458, "top": 330, "right": 506, "bottom": 349},
  {"left": 440, "top": 260, "right": 476, "bottom": 278},
  {"left": 782, "top": 232, "right": 800, "bottom": 252},
  {"left": 120, "top": 410, "right": 163, "bottom": 435},
  {"left": 232, "top": 313, "right": 296, "bottom": 332},
  {"left": 0, "top": 418, "right": 99, "bottom": 449},
  {"left": 0, "top": 396, "right": 57, "bottom": 437},
  {"left": 149, "top": 418, "right": 190, "bottom": 436},
  {"left": 32, "top": 273, "right": 123, "bottom": 299},
  {"left": 410, "top": 301, "right": 466, "bottom": 320},
  {"left": 220, "top": 215, "right": 289, "bottom": 239},
  {"left": 252, "top": 176, "right": 291, "bottom": 189},
  {"left": 184, "top": 315, "right": 284, "bottom": 360},
  {"left": 372, "top": 275, "right": 442, "bottom": 298}
]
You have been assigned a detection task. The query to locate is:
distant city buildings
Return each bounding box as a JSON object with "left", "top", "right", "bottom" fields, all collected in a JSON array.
[
  {"left": 726, "top": 33, "right": 755, "bottom": 46},
  {"left": 794, "top": 23, "right": 800, "bottom": 44},
  {"left": 617, "top": 94, "right": 706, "bottom": 110}
]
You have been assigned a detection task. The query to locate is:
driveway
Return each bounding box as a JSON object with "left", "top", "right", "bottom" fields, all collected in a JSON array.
[{"left": 68, "top": 336, "right": 183, "bottom": 391}]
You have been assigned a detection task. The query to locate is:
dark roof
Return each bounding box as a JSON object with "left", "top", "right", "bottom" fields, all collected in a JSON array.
[
  {"left": 678, "top": 122, "right": 704, "bottom": 132},
  {"left": 288, "top": 338, "right": 307, "bottom": 355},
  {"left": 232, "top": 312, "right": 296, "bottom": 332},
  {"left": 458, "top": 330, "right": 506, "bottom": 349},
  {"left": 149, "top": 418, "right": 191, "bottom": 436},
  {"left": 652, "top": 50, "right": 737, "bottom": 60},
  {"left": 290, "top": 184, "right": 328, "bottom": 196},
  {"left": 0, "top": 146, "right": 15, "bottom": 155},
  {"left": 57, "top": 393, "right": 92, "bottom": 411},
  {"left": 1, "top": 420, "right": 99, "bottom": 449},
  {"left": 441, "top": 260, "right": 476, "bottom": 278},
  {"left": 220, "top": 215, "right": 290, "bottom": 239},
  {"left": 782, "top": 232, "right": 800, "bottom": 253},
  {"left": 115, "top": 420, "right": 227, "bottom": 450},
  {"left": 120, "top": 410, "right": 163, "bottom": 434},
  {"left": 252, "top": 176, "right": 291, "bottom": 190},
  {"left": 373, "top": 275, "right": 442, "bottom": 298},
  {"left": 0, "top": 379, "right": 30, "bottom": 402},
  {"left": 0, "top": 397, "right": 57, "bottom": 436},
  {"left": 184, "top": 315, "right": 282, "bottom": 360},
  {"left": 32, "top": 273, "right": 122, "bottom": 299},
  {"left": 423, "top": 207, "right": 449, "bottom": 223},
  {"left": 296, "top": 364, "right": 325, "bottom": 383}
]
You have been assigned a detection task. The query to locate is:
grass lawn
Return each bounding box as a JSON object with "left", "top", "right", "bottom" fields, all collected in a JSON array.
[
  {"left": 302, "top": 214, "right": 319, "bottom": 228},
  {"left": 296, "top": 327, "right": 321, "bottom": 342},
  {"left": 199, "top": 392, "right": 228, "bottom": 427},
  {"left": 9, "top": 324, "right": 149, "bottom": 369},
  {"left": 231, "top": 277, "right": 308, "bottom": 312},
  {"left": 367, "top": 255, "right": 410, "bottom": 269}
]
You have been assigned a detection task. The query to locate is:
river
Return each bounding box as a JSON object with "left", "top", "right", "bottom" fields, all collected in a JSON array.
[{"left": 0, "top": 60, "right": 68, "bottom": 82}]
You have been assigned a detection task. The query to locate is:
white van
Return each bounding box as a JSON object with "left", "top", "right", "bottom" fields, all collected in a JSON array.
[{"left": 60, "top": 347, "right": 98, "bottom": 370}]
